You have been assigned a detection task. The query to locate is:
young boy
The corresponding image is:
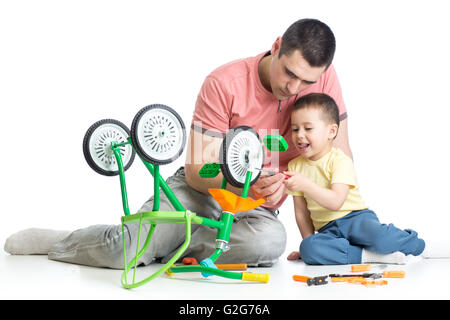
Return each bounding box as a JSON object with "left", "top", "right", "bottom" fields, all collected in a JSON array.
[{"left": 283, "top": 93, "right": 425, "bottom": 265}]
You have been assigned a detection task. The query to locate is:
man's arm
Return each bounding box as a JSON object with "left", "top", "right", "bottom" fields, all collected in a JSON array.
[
  {"left": 334, "top": 118, "right": 352, "bottom": 159},
  {"left": 185, "top": 127, "right": 287, "bottom": 204},
  {"left": 184, "top": 128, "right": 244, "bottom": 195}
]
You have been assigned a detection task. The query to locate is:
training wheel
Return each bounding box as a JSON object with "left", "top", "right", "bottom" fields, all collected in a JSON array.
[
  {"left": 83, "top": 119, "right": 135, "bottom": 176},
  {"left": 219, "top": 126, "right": 264, "bottom": 188},
  {"left": 131, "top": 104, "right": 186, "bottom": 165}
]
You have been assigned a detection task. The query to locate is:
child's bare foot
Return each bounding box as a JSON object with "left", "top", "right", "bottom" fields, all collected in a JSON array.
[{"left": 287, "top": 251, "right": 301, "bottom": 260}]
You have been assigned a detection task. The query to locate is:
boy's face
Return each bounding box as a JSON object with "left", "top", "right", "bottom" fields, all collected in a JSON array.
[
  {"left": 291, "top": 107, "right": 338, "bottom": 160},
  {"left": 269, "top": 38, "right": 326, "bottom": 101}
]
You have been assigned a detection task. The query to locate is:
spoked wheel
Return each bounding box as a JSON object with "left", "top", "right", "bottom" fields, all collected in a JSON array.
[
  {"left": 83, "top": 119, "right": 135, "bottom": 176},
  {"left": 220, "top": 126, "right": 264, "bottom": 188},
  {"left": 130, "top": 104, "right": 186, "bottom": 165}
]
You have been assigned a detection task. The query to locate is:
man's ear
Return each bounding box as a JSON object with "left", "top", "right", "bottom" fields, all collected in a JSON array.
[
  {"left": 271, "top": 37, "right": 282, "bottom": 57},
  {"left": 329, "top": 123, "right": 339, "bottom": 140}
]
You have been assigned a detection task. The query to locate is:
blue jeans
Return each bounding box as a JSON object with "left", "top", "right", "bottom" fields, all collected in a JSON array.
[{"left": 299, "top": 209, "right": 426, "bottom": 265}]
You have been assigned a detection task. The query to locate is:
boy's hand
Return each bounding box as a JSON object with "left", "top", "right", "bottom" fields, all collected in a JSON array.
[
  {"left": 283, "top": 171, "right": 309, "bottom": 193},
  {"left": 250, "top": 170, "right": 286, "bottom": 205}
]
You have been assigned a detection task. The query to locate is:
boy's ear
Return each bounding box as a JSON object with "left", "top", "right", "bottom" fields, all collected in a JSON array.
[{"left": 328, "top": 124, "right": 339, "bottom": 140}]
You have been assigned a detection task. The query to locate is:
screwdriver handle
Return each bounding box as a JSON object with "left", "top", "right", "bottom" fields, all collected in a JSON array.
[
  {"left": 382, "top": 270, "right": 405, "bottom": 278},
  {"left": 293, "top": 275, "right": 311, "bottom": 283},
  {"left": 351, "top": 264, "right": 371, "bottom": 272}
]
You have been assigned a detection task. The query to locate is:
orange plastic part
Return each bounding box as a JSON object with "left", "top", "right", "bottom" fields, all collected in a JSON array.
[
  {"left": 215, "top": 264, "right": 247, "bottom": 271},
  {"left": 208, "top": 188, "right": 265, "bottom": 214},
  {"left": 180, "top": 258, "right": 247, "bottom": 271},
  {"left": 331, "top": 276, "right": 365, "bottom": 283},
  {"left": 382, "top": 270, "right": 405, "bottom": 278},
  {"left": 182, "top": 257, "right": 198, "bottom": 265},
  {"left": 351, "top": 264, "right": 371, "bottom": 272},
  {"left": 360, "top": 279, "right": 388, "bottom": 287},
  {"left": 293, "top": 275, "right": 311, "bottom": 283}
]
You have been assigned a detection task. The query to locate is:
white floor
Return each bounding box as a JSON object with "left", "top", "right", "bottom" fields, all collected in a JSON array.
[{"left": 2, "top": 251, "right": 449, "bottom": 300}]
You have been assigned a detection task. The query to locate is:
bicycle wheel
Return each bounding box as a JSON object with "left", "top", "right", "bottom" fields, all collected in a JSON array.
[
  {"left": 130, "top": 104, "right": 186, "bottom": 165},
  {"left": 83, "top": 119, "right": 135, "bottom": 176},
  {"left": 220, "top": 126, "right": 264, "bottom": 188}
]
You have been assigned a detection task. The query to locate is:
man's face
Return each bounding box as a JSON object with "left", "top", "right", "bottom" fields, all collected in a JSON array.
[{"left": 269, "top": 39, "right": 327, "bottom": 101}]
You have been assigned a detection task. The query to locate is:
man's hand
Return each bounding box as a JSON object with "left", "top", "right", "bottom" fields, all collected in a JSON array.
[{"left": 250, "top": 172, "right": 286, "bottom": 205}]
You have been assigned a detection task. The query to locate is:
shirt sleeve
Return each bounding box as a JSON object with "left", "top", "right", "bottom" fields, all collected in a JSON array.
[
  {"left": 191, "top": 75, "right": 231, "bottom": 137},
  {"left": 330, "top": 153, "right": 358, "bottom": 188},
  {"left": 322, "top": 65, "right": 347, "bottom": 121}
]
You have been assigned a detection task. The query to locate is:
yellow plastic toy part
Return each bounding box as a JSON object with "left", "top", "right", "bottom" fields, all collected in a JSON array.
[
  {"left": 165, "top": 265, "right": 176, "bottom": 275},
  {"left": 208, "top": 188, "right": 265, "bottom": 214},
  {"left": 242, "top": 272, "right": 269, "bottom": 283}
]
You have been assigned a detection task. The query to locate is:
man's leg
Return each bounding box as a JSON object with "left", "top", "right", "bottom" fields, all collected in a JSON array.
[
  {"left": 46, "top": 167, "right": 221, "bottom": 269},
  {"left": 162, "top": 206, "right": 287, "bottom": 267},
  {"left": 8, "top": 167, "right": 286, "bottom": 268}
]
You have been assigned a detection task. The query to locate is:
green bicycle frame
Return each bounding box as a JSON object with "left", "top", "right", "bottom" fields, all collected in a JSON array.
[{"left": 110, "top": 140, "right": 262, "bottom": 288}]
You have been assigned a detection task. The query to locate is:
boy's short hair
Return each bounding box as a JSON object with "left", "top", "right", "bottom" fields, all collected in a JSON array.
[
  {"left": 293, "top": 93, "right": 340, "bottom": 127},
  {"left": 279, "top": 19, "right": 336, "bottom": 69}
]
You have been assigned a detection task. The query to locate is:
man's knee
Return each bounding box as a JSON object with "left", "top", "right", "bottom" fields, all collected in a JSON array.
[{"left": 221, "top": 216, "right": 286, "bottom": 265}]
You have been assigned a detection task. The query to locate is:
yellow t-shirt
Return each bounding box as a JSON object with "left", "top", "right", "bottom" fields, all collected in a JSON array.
[{"left": 286, "top": 148, "right": 367, "bottom": 230}]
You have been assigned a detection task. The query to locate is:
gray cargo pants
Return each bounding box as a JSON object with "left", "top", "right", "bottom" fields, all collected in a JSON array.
[{"left": 48, "top": 167, "right": 287, "bottom": 269}]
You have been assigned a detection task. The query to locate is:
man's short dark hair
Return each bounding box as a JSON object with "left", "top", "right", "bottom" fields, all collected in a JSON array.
[
  {"left": 293, "top": 93, "right": 340, "bottom": 128},
  {"left": 279, "top": 19, "right": 336, "bottom": 69}
]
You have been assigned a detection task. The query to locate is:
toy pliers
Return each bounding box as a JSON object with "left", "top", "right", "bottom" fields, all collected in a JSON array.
[{"left": 293, "top": 275, "right": 328, "bottom": 286}]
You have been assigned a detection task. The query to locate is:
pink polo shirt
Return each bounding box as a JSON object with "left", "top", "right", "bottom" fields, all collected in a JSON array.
[{"left": 191, "top": 51, "right": 346, "bottom": 210}]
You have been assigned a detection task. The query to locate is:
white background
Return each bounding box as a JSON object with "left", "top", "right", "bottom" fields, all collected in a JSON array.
[{"left": 1, "top": 0, "right": 449, "bottom": 258}]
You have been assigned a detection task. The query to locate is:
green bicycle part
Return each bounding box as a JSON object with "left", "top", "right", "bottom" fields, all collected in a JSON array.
[
  {"left": 199, "top": 163, "right": 221, "bottom": 178},
  {"left": 112, "top": 137, "right": 185, "bottom": 214},
  {"left": 216, "top": 212, "right": 234, "bottom": 242},
  {"left": 240, "top": 170, "right": 253, "bottom": 199},
  {"left": 140, "top": 158, "right": 185, "bottom": 212},
  {"left": 263, "top": 134, "right": 288, "bottom": 152},
  {"left": 152, "top": 164, "right": 160, "bottom": 212},
  {"left": 167, "top": 265, "right": 269, "bottom": 283},
  {"left": 168, "top": 265, "right": 243, "bottom": 280},
  {"left": 111, "top": 141, "right": 131, "bottom": 216},
  {"left": 220, "top": 177, "right": 227, "bottom": 189},
  {"left": 121, "top": 210, "right": 197, "bottom": 289},
  {"left": 110, "top": 136, "right": 265, "bottom": 287}
]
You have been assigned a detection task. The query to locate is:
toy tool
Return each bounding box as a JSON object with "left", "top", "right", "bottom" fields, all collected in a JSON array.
[
  {"left": 329, "top": 271, "right": 405, "bottom": 279},
  {"left": 293, "top": 269, "right": 405, "bottom": 287},
  {"left": 253, "top": 168, "right": 291, "bottom": 180},
  {"left": 293, "top": 275, "right": 328, "bottom": 286}
]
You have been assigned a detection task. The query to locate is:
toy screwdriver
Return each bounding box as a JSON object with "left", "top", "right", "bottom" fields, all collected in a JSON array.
[
  {"left": 329, "top": 271, "right": 405, "bottom": 279},
  {"left": 254, "top": 168, "right": 290, "bottom": 179}
]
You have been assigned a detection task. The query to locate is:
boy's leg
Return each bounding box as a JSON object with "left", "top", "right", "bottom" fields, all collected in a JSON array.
[
  {"left": 339, "top": 210, "right": 426, "bottom": 256},
  {"left": 299, "top": 228, "right": 362, "bottom": 265}
]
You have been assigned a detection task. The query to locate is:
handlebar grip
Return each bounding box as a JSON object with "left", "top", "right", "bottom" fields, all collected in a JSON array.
[
  {"left": 242, "top": 272, "right": 269, "bottom": 283},
  {"left": 382, "top": 270, "right": 405, "bottom": 278}
]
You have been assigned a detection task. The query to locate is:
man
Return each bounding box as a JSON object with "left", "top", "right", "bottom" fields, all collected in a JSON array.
[{"left": 4, "top": 19, "right": 351, "bottom": 268}]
